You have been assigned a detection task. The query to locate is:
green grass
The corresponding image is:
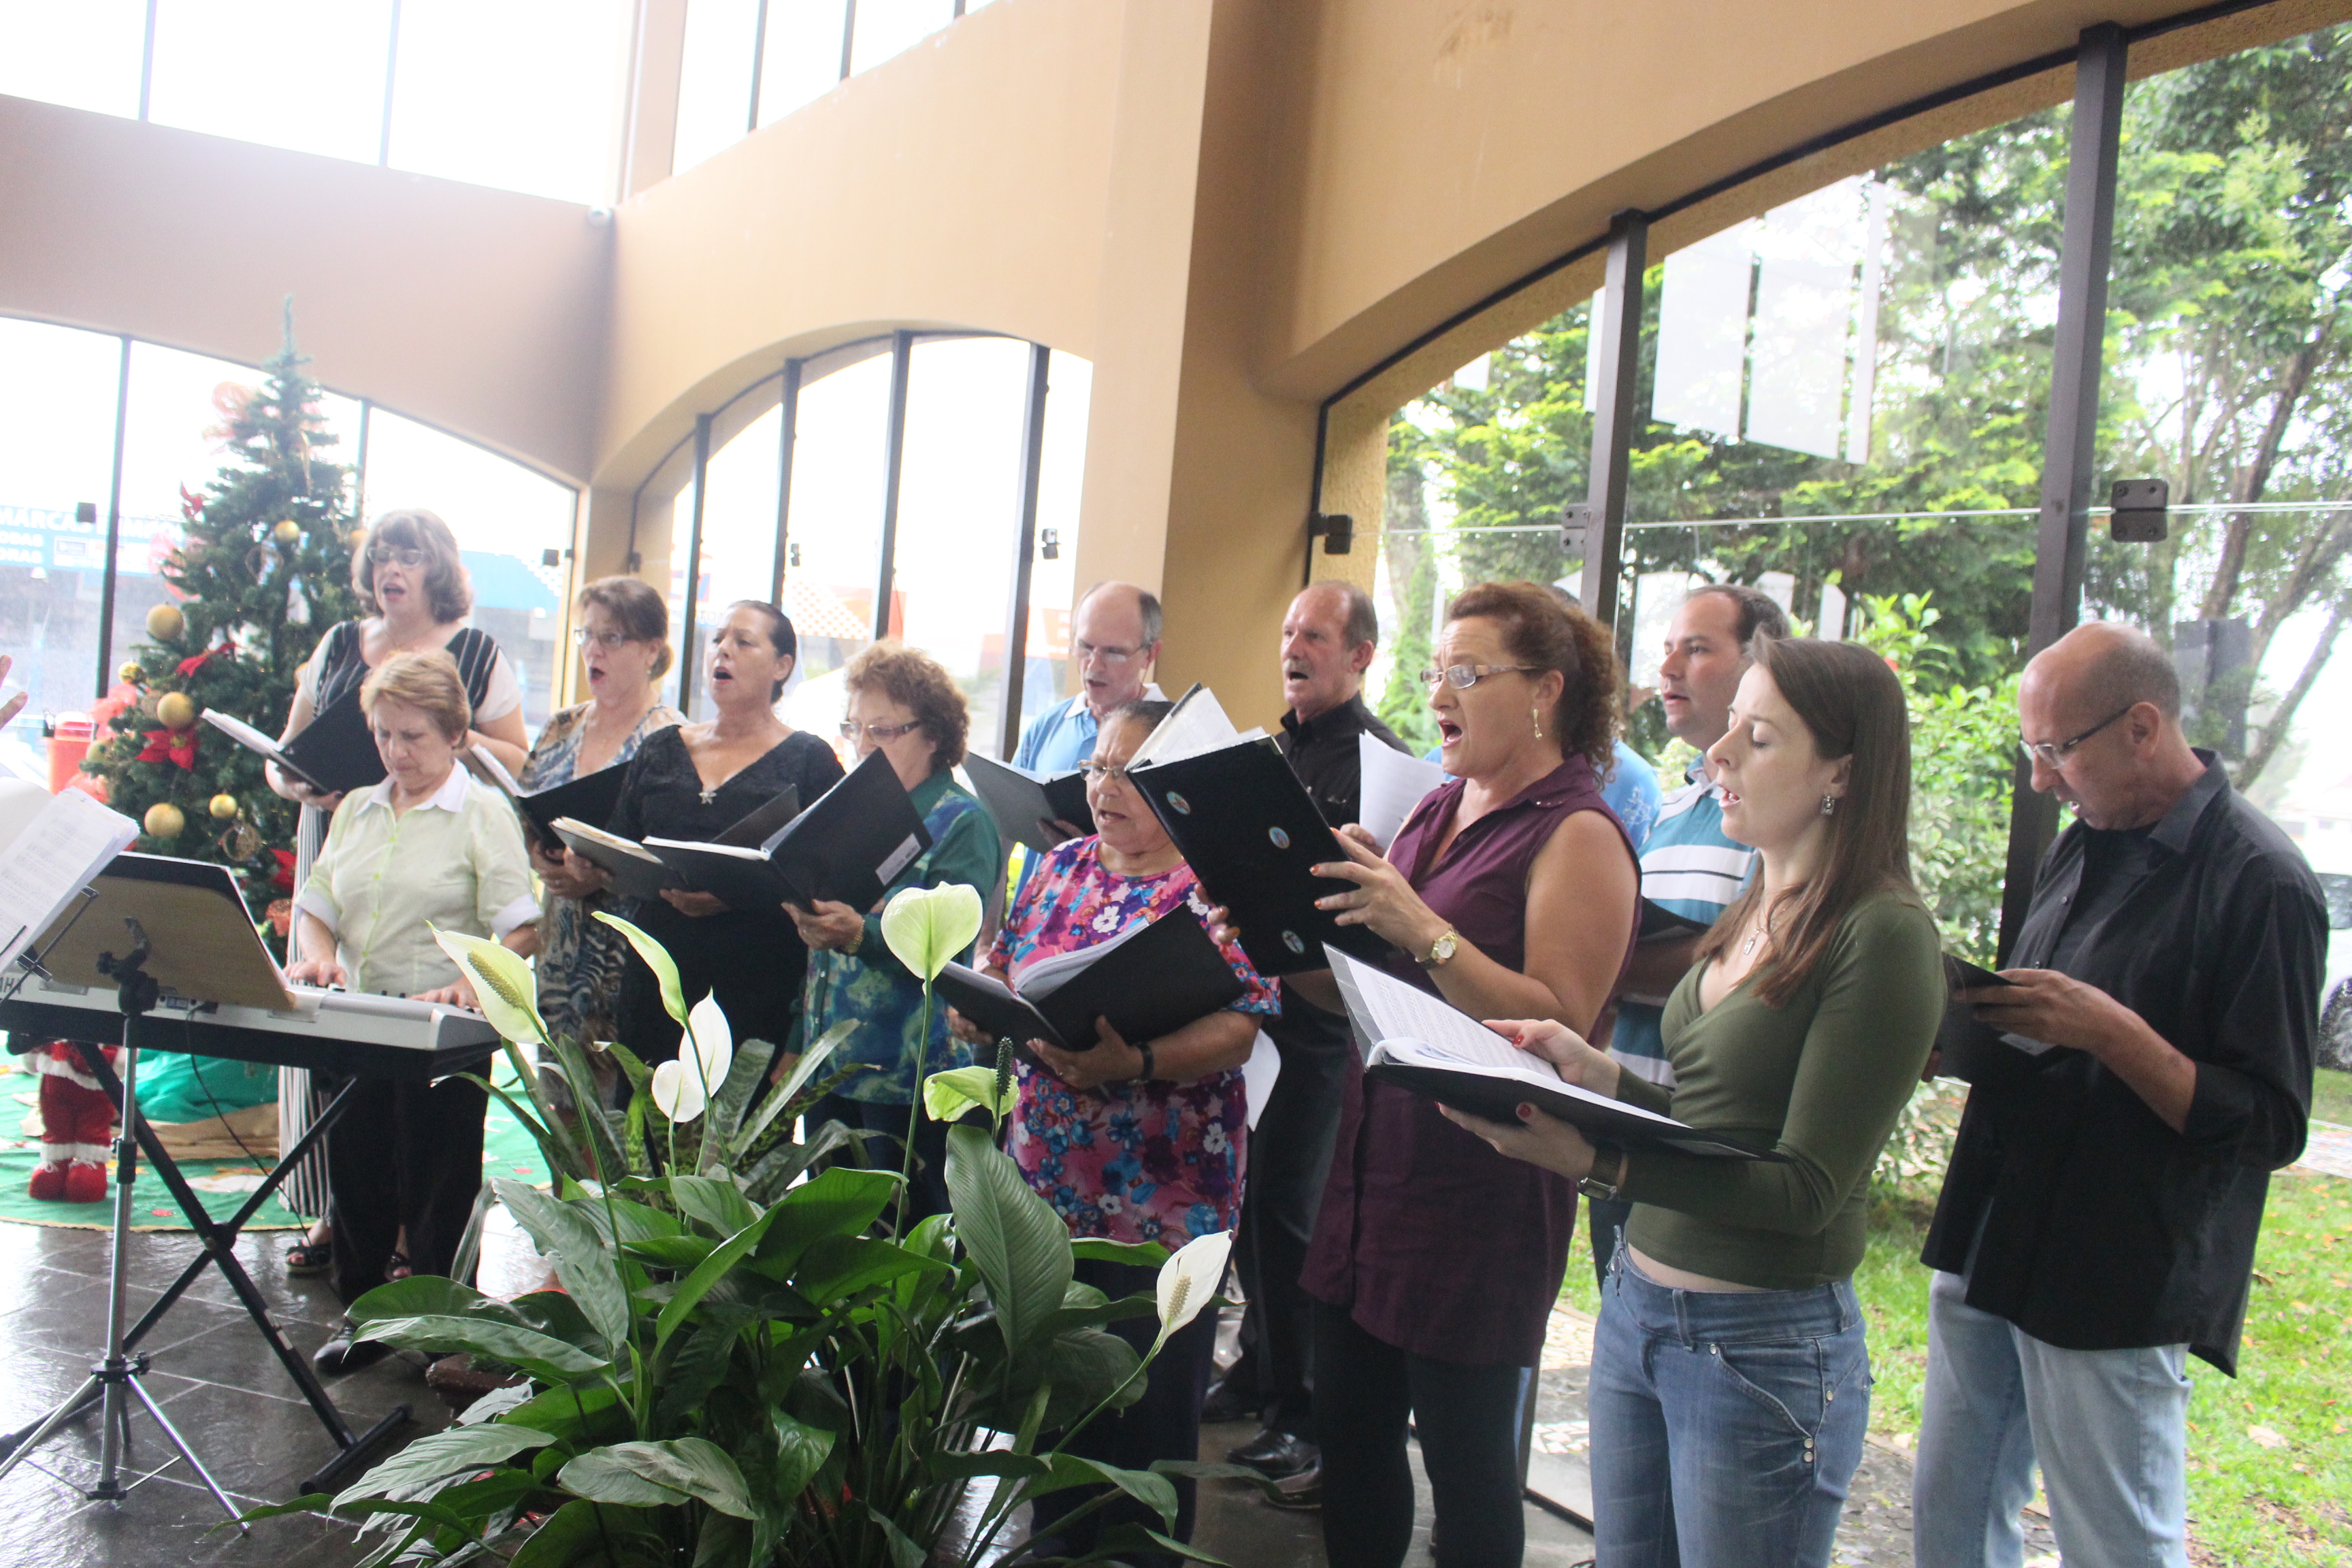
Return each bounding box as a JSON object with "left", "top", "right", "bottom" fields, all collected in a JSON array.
[
  {"left": 2313, "top": 1067, "right": 2352, "bottom": 1128},
  {"left": 1563, "top": 1173, "right": 2352, "bottom": 1563}
]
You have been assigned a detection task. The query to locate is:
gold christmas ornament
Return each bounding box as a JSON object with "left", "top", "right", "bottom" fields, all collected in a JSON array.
[
  {"left": 156, "top": 691, "right": 198, "bottom": 730},
  {"left": 272, "top": 519, "right": 302, "bottom": 545},
  {"left": 118, "top": 662, "right": 144, "bottom": 685},
  {"left": 146, "top": 603, "right": 186, "bottom": 641},
  {"left": 143, "top": 802, "right": 186, "bottom": 840},
  {"left": 209, "top": 792, "right": 240, "bottom": 819},
  {"left": 219, "top": 821, "right": 261, "bottom": 860}
]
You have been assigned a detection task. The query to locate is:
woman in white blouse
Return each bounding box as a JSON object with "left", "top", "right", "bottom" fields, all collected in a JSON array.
[{"left": 287, "top": 649, "right": 538, "bottom": 1373}]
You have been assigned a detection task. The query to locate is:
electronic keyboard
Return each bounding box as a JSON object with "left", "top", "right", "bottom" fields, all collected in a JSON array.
[{"left": 0, "top": 973, "right": 502, "bottom": 1079}]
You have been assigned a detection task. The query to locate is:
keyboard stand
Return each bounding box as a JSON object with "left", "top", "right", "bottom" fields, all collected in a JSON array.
[{"left": 0, "top": 1044, "right": 410, "bottom": 1496}]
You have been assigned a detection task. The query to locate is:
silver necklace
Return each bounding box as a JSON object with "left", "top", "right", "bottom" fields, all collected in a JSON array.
[{"left": 1741, "top": 915, "right": 1771, "bottom": 958}]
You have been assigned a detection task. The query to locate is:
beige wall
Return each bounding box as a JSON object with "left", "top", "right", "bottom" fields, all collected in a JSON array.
[
  {"left": 0, "top": 94, "right": 608, "bottom": 483},
  {"left": 10, "top": 0, "right": 2342, "bottom": 731}
]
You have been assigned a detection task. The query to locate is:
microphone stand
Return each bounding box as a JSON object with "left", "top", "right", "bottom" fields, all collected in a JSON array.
[{"left": 0, "top": 917, "right": 244, "bottom": 1526}]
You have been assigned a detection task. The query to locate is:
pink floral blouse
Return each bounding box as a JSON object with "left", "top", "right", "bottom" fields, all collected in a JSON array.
[{"left": 988, "top": 836, "right": 1279, "bottom": 1247}]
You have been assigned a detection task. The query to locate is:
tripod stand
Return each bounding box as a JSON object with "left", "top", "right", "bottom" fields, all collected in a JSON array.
[{"left": 0, "top": 918, "right": 244, "bottom": 1527}]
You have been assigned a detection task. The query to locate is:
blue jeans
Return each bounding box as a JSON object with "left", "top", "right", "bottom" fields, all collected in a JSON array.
[
  {"left": 1588, "top": 1250, "right": 1869, "bottom": 1567},
  {"left": 1913, "top": 1269, "right": 2191, "bottom": 1568}
]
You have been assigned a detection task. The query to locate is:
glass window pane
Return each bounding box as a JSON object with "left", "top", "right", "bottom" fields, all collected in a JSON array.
[
  {"left": 1012, "top": 349, "right": 1090, "bottom": 751},
  {"left": 892, "top": 337, "right": 1031, "bottom": 754},
  {"left": 147, "top": 0, "right": 393, "bottom": 163},
  {"left": 638, "top": 436, "right": 698, "bottom": 714},
  {"left": 385, "top": 0, "right": 630, "bottom": 203},
  {"left": 778, "top": 341, "right": 892, "bottom": 751},
  {"left": 0, "top": 318, "right": 127, "bottom": 764},
  {"left": 688, "top": 390, "right": 786, "bottom": 711},
  {"left": 0, "top": 0, "right": 146, "bottom": 116},
  {"left": 114, "top": 340, "right": 364, "bottom": 715},
  {"left": 672, "top": 0, "right": 758, "bottom": 174},
  {"left": 847, "top": 0, "right": 953, "bottom": 76},
  {"left": 359, "top": 408, "right": 576, "bottom": 734},
  {"left": 756, "top": 0, "right": 847, "bottom": 126}
]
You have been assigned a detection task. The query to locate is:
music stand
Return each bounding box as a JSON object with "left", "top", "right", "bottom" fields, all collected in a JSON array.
[{"left": 0, "top": 855, "right": 408, "bottom": 1507}]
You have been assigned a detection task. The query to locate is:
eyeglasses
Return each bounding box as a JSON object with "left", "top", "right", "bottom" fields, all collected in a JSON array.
[
  {"left": 367, "top": 544, "right": 429, "bottom": 568},
  {"left": 572, "top": 629, "right": 639, "bottom": 651},
  {"left": 839, "top": 719, "right": 924, "bottom": 743},
  {"left": 1419, "top": 662, "right": 1535, "bottom": 691},
  {"left": 1079, "top": 762, "right": 1132, "bottom": 785},
  {"left": 2019, "top": 704, "right": 2133, "bottom": 769},
  {"left": 1075, "top": 640, "right": 1145, "bottom": 666}
]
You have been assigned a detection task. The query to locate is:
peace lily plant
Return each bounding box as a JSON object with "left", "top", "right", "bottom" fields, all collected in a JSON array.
[{"left": 248, "top": 899, "right": 1250, "bottom": 1565}]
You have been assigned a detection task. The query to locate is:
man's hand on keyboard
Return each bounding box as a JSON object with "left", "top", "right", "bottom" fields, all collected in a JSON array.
[{"left": 286, "top": 957, "right": 347, "bottom": 988}]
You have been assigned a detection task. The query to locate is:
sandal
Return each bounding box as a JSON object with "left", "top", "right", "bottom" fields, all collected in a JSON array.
[
  {"left": 385, "top": 1250, "right": 412, "bottom": 1281},
  {"left": 284, "top": 1239, "right": 333, "bottom": 1277}
]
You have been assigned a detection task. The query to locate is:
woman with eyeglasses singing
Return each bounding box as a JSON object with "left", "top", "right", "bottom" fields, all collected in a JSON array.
[
  {"left": 515, "top": 578, "right": 683, "bottom": 1107},
  {"left": 785, "top": 642, "right": 1003, "bottom": 1221},
  {"left": 1281, "top": 581, "right": 1641, "bottom": 1568},
  {"left": 265, "top": 508, "right": 532, "bottom": 1279}
]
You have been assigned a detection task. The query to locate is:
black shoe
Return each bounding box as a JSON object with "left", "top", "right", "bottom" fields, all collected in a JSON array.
[
  {"left": 312, "top": 1329, "right": 391, "bottom": 1377},
  {"left": 1201, "top": 1371, "right": 1260, "bottom": 1425},
  {"left": 1264, "top": 1465, "right": 1322, "bottom": 1510},
  {"left": 1229, "top": 1427, "right": 1320, "bottom": 1480}
]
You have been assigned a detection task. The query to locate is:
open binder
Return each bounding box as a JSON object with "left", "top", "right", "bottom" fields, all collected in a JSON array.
[
  {"left": 963, "top": 752, "right": 1094, "bottom": 855},
  {"left": 203, "top": 687, "right": 387, "bottom": 796},
  {"left": 469, "top": 745, "right": 631, "bottom": 857},
  {"left": 934, "top": 906, "right": 1244, "bottom": 1062},
  {"left": 1328, "top": 949, "right": 1780, "bottom": 1160},
  {"left": 1124, "top": 685, "right": 1396, "bottom": 977},
  {"left": 553, "top": 784, "right": 804, "bottom": 904}
]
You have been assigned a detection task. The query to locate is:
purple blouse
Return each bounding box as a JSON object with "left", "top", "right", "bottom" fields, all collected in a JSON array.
[{"left": 1299, "top": 755, "right": 1637, "bottom": 1367}]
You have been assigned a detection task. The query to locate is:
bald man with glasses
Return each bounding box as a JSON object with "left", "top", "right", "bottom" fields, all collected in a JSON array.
[
  {"left": 1013, "top": 582, "right": 1166, "bottom": 778},
  {"left": 1913, "top": 622, "right": 2323, "bottom": 1568}
]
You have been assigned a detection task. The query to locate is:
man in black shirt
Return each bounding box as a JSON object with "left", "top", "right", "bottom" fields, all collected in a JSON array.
[
  {"left": 1216, "top": 581, "right": 1407, "bottom": 1493},
  {"left": 1914, "top": 623, "right": 2322, "bottom": 1568}
]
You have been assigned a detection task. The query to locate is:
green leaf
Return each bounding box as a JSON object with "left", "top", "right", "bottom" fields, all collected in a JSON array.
[
  {"left": 621, "top": 1235, "right": 718, "bottom": 1271},
  {"left": 921, "top": 1064, "right": 1013, "bottom": 1124},
  {"left": 944, "top": 1123, "right": 1072, "bottom": 1356},
  {"left": 594, "top": 912, "right": 687, "bottom": 1025},
  {"left": 757, "top": 1164, "right": 902, "bottom": 1272},
  {"left": 496, "top": 1179, "right": 635, "bottom": 1360},
  {"left": 505, "top": 1499, "right": 666, "bottom": 1568},
  {"left": 654, "top": 1203, "right": 787, "bottom": 1352},
  {"left": 862, "top": 1503, "right": 928, "bottom": 1568},
  {"left": 332, "top": 1423, "right": 555, "bottom": 1509},
  {"left": 729, "top": 1020, "right": 857, "bottom": 1160},
  {"left": 924, "top": 1450, "right": 1049, "bottom": 1484},
  {"left": 502, "top": 1379, "right": 627, "bottom": 1444},
  {"left": 670, "top": 1174, "right": 760, "bottom": 1237},
  {"left": 790, "top": 1234, "right": 951, "bottom": 1305},
  {"left": 706, "top": 1034, "right": 777, "bottom": 1148},
  {"left": 359, "top": 1315, "right": 607, "bottom": 1384},
  {"left": 559, "top": 1437, "right": 754, "bottom": 1519},
  {"left": 456, "top": 1382, "right": 537, "bottom": 1427},
  {"left": 348, "top": 1274, "right": 521, "bottom": 1331},
  {"left": 1045, "top": 1455, "right": 1179, "bottom": 1525},
  {"left": 770, "top": 1409, "right": 835, "bottom": 1500},
  {"left": 657, "top": 1317, "right": 742, "bottom": 1428},
  {"left": 1068, "top": 1238, "right": 1171, "bottom": 1269}
]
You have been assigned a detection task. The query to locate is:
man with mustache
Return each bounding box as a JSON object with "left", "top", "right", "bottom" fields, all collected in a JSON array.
[
  {"left": 1215, "top": 581, "right": 1406, "bottom": 1499},
  {"left": 1914, "top": 622, "right": 2322, "bottom": 1568}
]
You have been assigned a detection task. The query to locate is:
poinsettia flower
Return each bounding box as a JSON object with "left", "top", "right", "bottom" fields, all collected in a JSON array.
[
  {"left": 880, "top": 882, "right": 983, "bottom": 983},
  {"left": 136, "top": 728, "right": 199, "bottom": 770}
]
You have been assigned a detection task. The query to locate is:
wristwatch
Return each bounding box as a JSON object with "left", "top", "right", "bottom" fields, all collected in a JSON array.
[
  {"left": 1578, "top": 1143, "right": 1625, "bottom": 1202},
  {"left": 1135, "top": 1042, "right": 1157, "bottom": 1082},
  {"left": 1420, "top": 926, "right": 1460, "bottom": 969}
]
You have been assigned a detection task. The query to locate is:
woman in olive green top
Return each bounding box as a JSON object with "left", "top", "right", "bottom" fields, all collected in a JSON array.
[{"left": 1446, "top": 638, "right": 1944, "bottom": 1568}]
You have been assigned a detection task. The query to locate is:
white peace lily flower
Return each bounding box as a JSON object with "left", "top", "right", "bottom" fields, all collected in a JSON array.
[
  {"left": 429, "top": 926, "right": 545, "bottom": 1046},
  {"left": 684, "top": 992, "right": 734, "bottom": 1104},
  {"left": 880, "top": 882, "right": 984, "bottom": 983},
  {"left": 1152, "top": 1230, "right": 1232, "bottom": 1353},
  {"left": 649, "top": 1058, "right": 707, "bottom": 1124}
]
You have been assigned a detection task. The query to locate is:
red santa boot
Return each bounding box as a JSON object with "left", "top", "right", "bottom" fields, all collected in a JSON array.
[{"left": 29, "top": 1043, "right": 118, "bottom": 1204}]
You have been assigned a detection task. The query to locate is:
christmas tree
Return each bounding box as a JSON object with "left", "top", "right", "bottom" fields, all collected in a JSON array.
[{"left": 82, "top": 312, "right": 361, "bottom": 926}]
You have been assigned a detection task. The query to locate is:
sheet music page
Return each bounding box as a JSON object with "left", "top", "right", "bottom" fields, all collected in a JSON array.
[
  {"left": 1358, "top": 736, "right": 1446, "bottom": 848},
  {"left": 200, "top": 708, "right": 284, "bottom": 760},
  {"left": 469, "top": 743, "right": 525, "bottom": 798},
  {"left": 1017, "top": 913, "right": 1156, "bottom": 998},
  {"left": 1330, "top": 950, "right": 1563, "bottom": 1079},
  {"left": 0, "top": 791, "right": 138, "bottom": 973},
  {"left": 1131, "top": 684, "right": 1245, "bottom": 768}
]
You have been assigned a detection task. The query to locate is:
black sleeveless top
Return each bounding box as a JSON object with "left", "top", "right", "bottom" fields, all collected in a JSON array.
[{"left": 312, "top": 620, "right": 506, "bottom": 718}]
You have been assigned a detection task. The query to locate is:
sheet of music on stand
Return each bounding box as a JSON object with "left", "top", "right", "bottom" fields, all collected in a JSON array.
[{"left": 0, "top": 790, "right": 140, "bottom": 975}]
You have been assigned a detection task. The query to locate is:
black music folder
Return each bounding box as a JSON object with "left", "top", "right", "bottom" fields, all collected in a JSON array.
[
  {"left": 1329, "top": 949, "right": 1780, "bottom": 1161},
  {"left": 470, "top": 745, "right": 631, "bottom": 856},
  {"left": 963, "top": 752, "right": 1094, "bottom": 854},
  {"left": 1128, "top": 730, "right": 1396, "bottom": 976},
  {"left": 934, "top": 906, "right": 1245, "bottom": 1060},
  {"left": 651, "top": 749, "right": 931, "bottom": 913},
  {"left": 1934, "top": 955, "right": 2061, "bottom": 1087},
  {"left": 554, "top": 785, "right": 803, "bottom": 904},
  {"left": 203, "top": 687, "right": 387, "bottom": 796}
]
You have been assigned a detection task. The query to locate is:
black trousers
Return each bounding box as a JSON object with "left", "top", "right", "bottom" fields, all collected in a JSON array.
[
  {"left": 1028, "top": 1258, "right": 1220, "bottom": 1564},
  {"left": 804, "top": 1092, "right": 953, "bottom": 1226},
  {"left": 323, "top": 1071, "right": 487, "bottom": 1306},
  {"left": 1313, "top": 1301, "right": 1530, "bottom": 1568},
  {"left": 1230, "top": 985, "right": 1351, "bottom": 1435},
  {"left": 614, "top": 911, "right": 803, "bottom": 1071}
]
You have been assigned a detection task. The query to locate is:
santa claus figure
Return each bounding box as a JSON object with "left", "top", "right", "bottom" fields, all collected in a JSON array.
[{"left": 27, "top": 1042, "right": 119, "bottom": 1204}]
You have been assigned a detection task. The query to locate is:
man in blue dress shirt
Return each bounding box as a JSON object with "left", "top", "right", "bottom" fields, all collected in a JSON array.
[{"left": 1013, "top": 581, "right": 1165, "bottom": 778}]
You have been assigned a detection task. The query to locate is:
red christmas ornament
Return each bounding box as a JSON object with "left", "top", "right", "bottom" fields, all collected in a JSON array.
[
  {"left": 270, "top": 849, "right": 297, "bottom": 892},
  {"left": 136, "top": 727, "right": 199, "bottom": 770}
]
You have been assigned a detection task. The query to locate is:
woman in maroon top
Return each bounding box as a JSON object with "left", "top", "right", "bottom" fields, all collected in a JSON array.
[{"left": 1288, "top": 583, "right": 1639, "bottom": 1568}]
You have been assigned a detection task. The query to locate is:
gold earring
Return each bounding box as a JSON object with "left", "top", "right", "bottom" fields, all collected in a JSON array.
[{"left": 1531, "top": 705, "right": 1544, "bottom": 740}]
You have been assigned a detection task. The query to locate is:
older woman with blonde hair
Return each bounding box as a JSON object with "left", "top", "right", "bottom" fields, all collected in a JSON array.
[
  {"left": 267, "top": 508, "right": 532, "bottom": 1275},
  {"left": 788, "top": 641, "right": 1002, "bottom": 1220},
  {"left": 287, "top": 649, "right": 538, "bottom": 1373}
]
